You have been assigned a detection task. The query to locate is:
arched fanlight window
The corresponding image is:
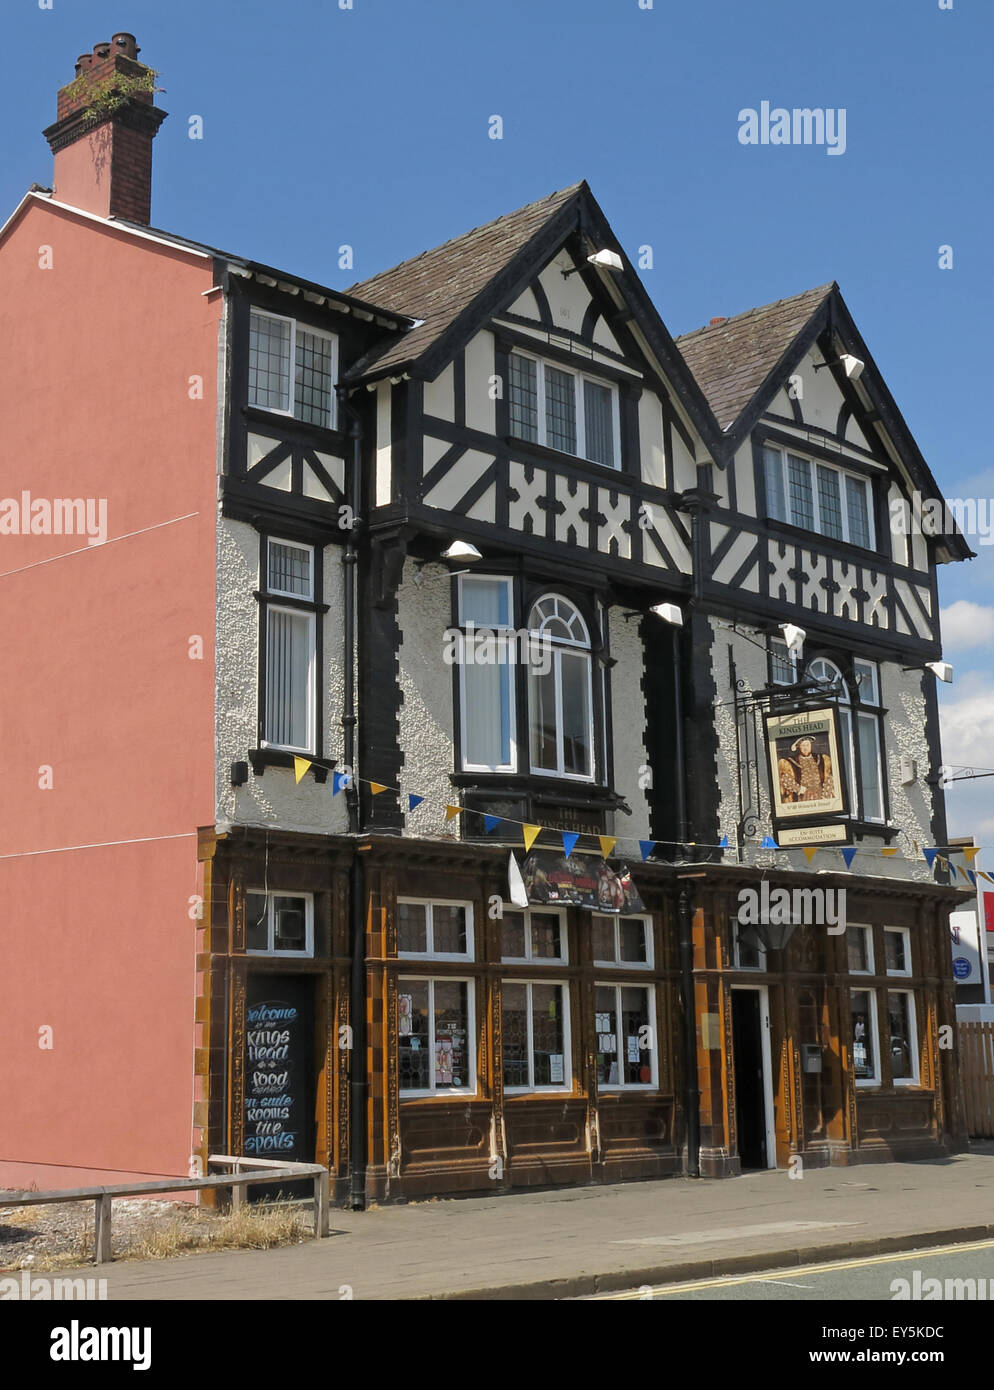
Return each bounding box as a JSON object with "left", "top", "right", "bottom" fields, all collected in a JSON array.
[{"left": 527, "top": 595, "right": 594, "bottom": 779}]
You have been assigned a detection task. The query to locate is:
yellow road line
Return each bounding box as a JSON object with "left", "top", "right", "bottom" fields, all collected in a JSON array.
[{"left": 594, "top": 1239, "right": 994, "bottom": 1299}]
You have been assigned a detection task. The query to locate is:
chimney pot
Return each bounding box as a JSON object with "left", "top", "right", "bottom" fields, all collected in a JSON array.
[
  {"left": 112, "top": 33, "right": 139, "bottom": 58},
  {"left": 709, "top": 317, "right": 728, "bottom": 327},
  {"left": 93, "top": 43, "right": 111, "bottom": 58}
]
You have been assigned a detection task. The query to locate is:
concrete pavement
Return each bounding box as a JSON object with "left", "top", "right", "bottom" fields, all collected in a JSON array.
[{"left": 56, "top": 1144, "right": 994, "bottom": 1300}]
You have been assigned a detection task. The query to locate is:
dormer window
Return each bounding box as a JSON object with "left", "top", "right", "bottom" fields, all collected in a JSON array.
[
  {"left": 509, "top": 350, "right": 620, "bottom": 469},
  {"left": 248, "top": 309, "right": 338, "bottom": 429},
  {"left": 762, "top": 445, "right": 873, "bottom": 549}
]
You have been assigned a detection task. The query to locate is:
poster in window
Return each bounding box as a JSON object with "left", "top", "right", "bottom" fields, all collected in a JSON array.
[
  {"left": 764, "top": 707, "right": 847, "bottom": 821},
  {"left": 435, "top": 1036, "right": 454, "bottom": 1085},
  {"left": 398, "top": 993, "right": 413, "bottom": 1036},
  {"left": 549, "top": 1053, "right": 564, "bottom": 1084}
]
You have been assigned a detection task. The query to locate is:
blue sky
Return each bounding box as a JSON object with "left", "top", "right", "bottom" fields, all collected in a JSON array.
[{"left": 2, "top": 0, "right": 991, "bottom": 835}]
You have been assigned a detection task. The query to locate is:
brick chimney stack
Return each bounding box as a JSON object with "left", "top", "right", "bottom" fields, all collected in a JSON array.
[{"left": 43, "top": 34, "right": 167, "bottom": 224}]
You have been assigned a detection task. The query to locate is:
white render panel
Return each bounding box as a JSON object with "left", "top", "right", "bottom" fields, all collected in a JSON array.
[
  {"left": 889, "top": 482, "right": 910, "bottom": 567},
  {"left": 214, "top": 517, "right": 348, "bottom": 834},
  {"left": 396, "top": 558, "right": 460, "bottom": 841},
  {"left": 261, "top": 455, "right": 292, "bottom": 492},
  {"left": 734, "top": 441, "right": 757, "bottom": 516},
  {"left": 592, "top": 316, "right": 623, "bottom": 354},
  {"left": 539, "top": 250, "right": 594, "bottom": 333},
  {"left": 508, "top": 285, "right": 541, "bottom": 319},
  {"left": 375, "top": 382, "right": 392, "bottom": 507},
  {"left": 424, "top": 361, "right": 455, "bottom": 422},
  {"left": 607, "top": 607, "right": 651, "bottom": 843},
  {"left": 644, "top": 506, "right": 691, "bottom": 573},
  {"left": 423, "top": 435, "right": 450, "bottom": 476},
  {"left": 598, "top": 488, "right": 632, "bottom": 559},
  {"left": 424, "top": 448, "right": 495, "bottom": 512},
  {"left": 670, "top": 426, "right": 696, "bottom": 493},
  {"left": 711, "top": 525, "right": 760, "bottom": 592},
  {"left": 845, "top": 413, "right": 873, "bottom": 451},
  {"left": 248, "top": 432, "right": 274, "bottom": 469},
  {"left": 465, "top": 331, "right": 496, "bottom": 434},
  {"left": 638, "top": 392, "right": 666, "bottom": 490},
  {"left": 508, "top": 460, "right": 547, "bottom": 534},
  {"left": 554, "top": 473, "right": 590, "bottom": 545}
]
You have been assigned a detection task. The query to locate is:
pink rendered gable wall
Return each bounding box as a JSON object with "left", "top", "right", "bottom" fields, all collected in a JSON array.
[{"left": 0, "top": 200, "right": 220, "bottom": 1188}]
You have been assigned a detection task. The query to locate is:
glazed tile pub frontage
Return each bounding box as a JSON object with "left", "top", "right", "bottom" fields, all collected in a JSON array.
[{"left": 197, "top": 830, "right": 967, "bottom": 1202}]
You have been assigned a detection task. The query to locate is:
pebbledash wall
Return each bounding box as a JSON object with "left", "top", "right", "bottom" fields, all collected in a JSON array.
[{"left": 0, "top": 199, "right": 220, "bottom": 1190}]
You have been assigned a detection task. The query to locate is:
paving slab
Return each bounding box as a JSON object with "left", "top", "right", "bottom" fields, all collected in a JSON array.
[{"left": 40, "top": 1145, "right": 994, "bottom": 1300}]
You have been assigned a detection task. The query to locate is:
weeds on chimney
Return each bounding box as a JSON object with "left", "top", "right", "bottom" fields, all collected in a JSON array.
[{"left": 62, "top": 69, "right": 162, "bottom": 127}]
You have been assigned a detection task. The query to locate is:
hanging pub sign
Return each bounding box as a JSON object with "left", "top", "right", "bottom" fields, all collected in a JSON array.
[
  {"left": 763, "top": 705, "right": 848, "bottom": 825},
  {"left": 521, "top": 851, "right": 645, "bottom": 913}
]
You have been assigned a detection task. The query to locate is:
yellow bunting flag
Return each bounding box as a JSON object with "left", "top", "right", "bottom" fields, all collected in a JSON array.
[
  {"left": 293, "top": 757, "right": 311, "bottom": 784},
  {"left": 936, "top": 855, "right": 948, "bottom": 870},
  {"left": 445, "top": 804, "right": 463, "bottom": 822},
  {"left": 980, "top": 871, "right": 994, "bottom": 885},
  {"left": 881, "top": 847, "right": 899, "bottom": 857},
  {"left": 598, "top": 836, "right": 617, "bottom": 859},
  {"left": 802, "top": 846, "right": 818, "bottom": 864},
  {"left": 522, "top": 824, "right": 542, "bottom": 853},
  {"left": 965, "top": 846, "right": 981, "bottom": 865},
  {"left": 958, "top": 864, "right": 973, "bottom": 883},
  {"left": 369, "top": 782, "right": 388, "bottom": 796}
]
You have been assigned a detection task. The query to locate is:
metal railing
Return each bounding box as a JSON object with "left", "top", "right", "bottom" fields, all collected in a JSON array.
[{"left": 0, "top": 1155, "right": 330, "bottom": 1264}]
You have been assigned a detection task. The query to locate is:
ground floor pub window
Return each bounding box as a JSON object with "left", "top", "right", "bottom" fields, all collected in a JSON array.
[
  {"left": 887, "top": 990, "right": 919, "bottom": 1084},
  {"left": 594, "top": 983, "right": 656, "bottom": 1088},
  {"left": 851, "top": 989, "right": 879, "bottom": 1085},
  {"left": 398, "top": 978, "right": 475, "bottom": 1096},
  {"left": 502, "top": 981, "right": 570, "bottom": 1091}
]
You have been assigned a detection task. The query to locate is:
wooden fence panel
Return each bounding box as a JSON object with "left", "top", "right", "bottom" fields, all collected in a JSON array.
[{"left": 960, "top": 1022, "right": 994, "bottom": 1138}]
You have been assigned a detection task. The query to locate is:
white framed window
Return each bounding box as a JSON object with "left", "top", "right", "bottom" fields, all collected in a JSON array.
[
  {"left": 851, "top": 988, "right": 880, "bottom": 1086},
  {"left": 847, "top": 924, "right": 874, "bottom": 975},
  {"left": 246, "top": 891, "right": 314, "bottom": 956},
  {"left": 769, "top": 637, "right": 798, "bottom": 687},
  {"left": 398, "top": 977, "right": 476, "bottom": 1096},
  {"left": 884, "top": 926, "right": 912, "bottom": 977},
  {"left": 733, "top": 928, "right": 766, "bottom": 971},
  {"left": 264, "top": 605, "right": 316, "bottom": 753},
  {"left": 249, "top": 308, "right": 338, "bottom": 429},
  {"left": 887, "top": 989, "right": 919, "bottom": 1085},
  {"left": 267, "top": 537, "right": 314, "bottom": 600},
  {"left": 807, "top": 656, "right": 886, "bottom": 824},
  {"left": 594, "top": 983, "right": 658, "bottom": 1089},
  {"left": 500, "top": 908, "right": 568, "bottom": 964},
  {"left": 509, "top": 349, "right": 621, "bottom": 469},
  {"left": 592, "top": 914, "right": 653, "bottom": 969},
  {"left": 397, "top": 900, "right": 474, "bottom": 961},
  {"left": 763, "top": 444, "right": 874, "bottom": 549},
  {"left": 457, "top": 575, "right": 516, "bottom": 773},
  {"left": 501, "top": 980, "right": 571, "bottom": 1092},
  {"left": 528, "top": 594, "right": 595, "bottom": 780}
]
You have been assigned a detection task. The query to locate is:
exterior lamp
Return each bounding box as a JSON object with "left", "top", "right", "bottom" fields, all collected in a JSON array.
[
  {"left": 562, "top": 249, "right": 624, "bottom": 279},
  {"left": 779, "top": 623, "right": 806, "bottom": 659},
  {"left": 813, "top": 354, "right": 865, "bottom": 381},
  {"left": 414, "top": 541, "right": 483, "bottom": 586},
  {"left": 650, "top": 602, "right": 684, "bottom": 626},
  {"left": 902, "top": 661, "right": 954, "bottom": 683}
]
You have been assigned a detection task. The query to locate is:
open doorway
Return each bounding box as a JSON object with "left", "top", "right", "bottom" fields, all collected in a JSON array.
[{"left": 731, "top": 986, "right": 776, "bottom": 1170}]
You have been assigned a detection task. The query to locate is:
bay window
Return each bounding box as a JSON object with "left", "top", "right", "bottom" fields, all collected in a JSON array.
[
  {"left": 398, "top": 978, "right": 475, "bottom": 1096},
  {"left": 261, "top": 538, "right": 317, "bottom": 755},
  {"left": 249, "top": 308, "right": 338, "bottom": 429},
  {"left": 763, "top": 444, "right": 873, "bottom": 549},
  {"left": 508, "top": 350, "right": 620, "bottom": 469},
  {"left": 804, "top": 656, "right": 886, "bottom": 824}
]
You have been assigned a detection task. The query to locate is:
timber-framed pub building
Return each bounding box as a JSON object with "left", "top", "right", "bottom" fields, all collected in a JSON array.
[{"left": 0, "top": 35, "right": 973, "bottom": 1202}]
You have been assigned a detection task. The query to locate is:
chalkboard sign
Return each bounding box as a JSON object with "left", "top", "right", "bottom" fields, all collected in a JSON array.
[{"left": 244, "top": 976, "right": 314, "bottom": 1192}]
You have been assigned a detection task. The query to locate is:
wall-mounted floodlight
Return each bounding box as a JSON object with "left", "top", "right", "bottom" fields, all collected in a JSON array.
[
  {"left": 562, "top": 248, "right": 624, "bottom": 279},
  {"left": 813, "top": 353, "right": 865, "bottom": 381},
  {"left": 902, "top": 660, "right": 954, "bottom": 684},
  {"left": 650, "top": 602, "right": 684, "bottom": 626},
  {"left": 414, "top": 541, "right": 483, "bottom": 586},
  {"left": 779, "top": 623, "right": 806, "bottom": 658}
]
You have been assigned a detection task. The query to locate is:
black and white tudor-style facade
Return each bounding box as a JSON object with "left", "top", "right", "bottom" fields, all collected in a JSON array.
[{"left": 197, "top": 182, "right": 973, "bottom": 1201}]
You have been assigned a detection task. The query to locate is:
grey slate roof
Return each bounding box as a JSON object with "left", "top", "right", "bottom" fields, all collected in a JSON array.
[
  {"left": 344, "top": 183, "right": 584, "bottom": 379},
  {"left": 675, "top": 283, "right": 835, "bottom": 431}
]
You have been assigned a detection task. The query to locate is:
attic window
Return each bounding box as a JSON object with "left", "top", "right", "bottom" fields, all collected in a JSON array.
[
  {"left": 763, "top": 445, "right": 873, "bottom": 549},
  {"left": 509, "top": 350, "right": 619, "bottom": 470},
  {"left": 249, "top": 309, "right": 338, "bottom": 429}
]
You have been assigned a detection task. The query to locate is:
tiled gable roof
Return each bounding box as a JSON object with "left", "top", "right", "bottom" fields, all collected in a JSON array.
[
  {"left": 675, "top": 283, "right": 835, "bottom": 430},
  {"left": 344, "top": 183, "right": 584, "bottom": 379}
]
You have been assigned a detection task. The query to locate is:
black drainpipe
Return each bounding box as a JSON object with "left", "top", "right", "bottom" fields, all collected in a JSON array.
[{"left": 338, "top": 387, "right": 367, "bottom": 1211}]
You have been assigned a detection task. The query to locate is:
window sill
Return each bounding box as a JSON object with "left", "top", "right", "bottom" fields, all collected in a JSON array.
[
  {"left": 502, "top": 434, "right": 622, "bottom": 478},
  {"left": 765, "top": 517, "right": 880, "bottom": 561},
  {"left": 246, "top": 748, "right": 334, "bottom": 781},
  {"left": 243, "top": 404, "right": 348, "bottom": 450}
]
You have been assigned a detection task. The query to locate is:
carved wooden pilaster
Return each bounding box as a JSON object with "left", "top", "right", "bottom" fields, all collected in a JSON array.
[{"left": 229, "top": 963, "right": 247, "bottom": 1156}]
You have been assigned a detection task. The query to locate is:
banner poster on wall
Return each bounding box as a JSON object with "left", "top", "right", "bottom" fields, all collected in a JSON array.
[{"left": 520, "top": 851, "right": 645, "bottom": 913}]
